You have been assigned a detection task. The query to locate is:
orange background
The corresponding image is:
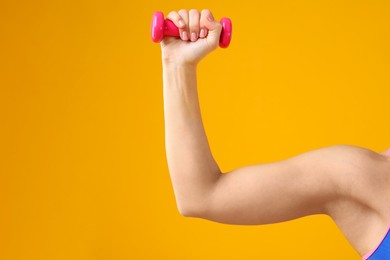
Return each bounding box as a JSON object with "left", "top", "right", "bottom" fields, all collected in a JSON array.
[{"left": 1, "top": 0, "right": 389, "bottom": 259}]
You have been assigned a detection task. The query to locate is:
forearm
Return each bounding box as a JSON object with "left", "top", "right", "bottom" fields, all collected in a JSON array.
[{"left": 162, "top": 62, "right": 221, "bottom": 216}]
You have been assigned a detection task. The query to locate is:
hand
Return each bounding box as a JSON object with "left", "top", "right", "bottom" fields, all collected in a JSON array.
[{"left": 161, "top": 9, "right": 223, "bottom": 66}]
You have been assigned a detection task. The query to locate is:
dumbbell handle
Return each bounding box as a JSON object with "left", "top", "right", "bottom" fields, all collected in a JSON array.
[
  {"left": 151, "top": 11, "right": 232, "bottom": 48},
  {"left": 161, "top": 19, "right": 180, "bottom": 37}
]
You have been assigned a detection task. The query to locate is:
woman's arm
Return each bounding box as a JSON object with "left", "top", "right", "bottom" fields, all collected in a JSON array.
[
  {"left": 161, "top": 8, "right": 390, "bottom": 258},
  {"left": 161, "top": 8, "right": 347, "bottom": 221},
  {"left": 160, "top": 6, "right": 390, "bottom": 247},
  {"left": 160, "top": 9, "right": 351, "bottom": 220}
]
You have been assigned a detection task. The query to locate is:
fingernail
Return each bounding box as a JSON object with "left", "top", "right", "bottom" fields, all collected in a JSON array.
[
  {"left": 191, "top": 32, "right": 197, "bottom": 41},
  {"left": 207, "top": 14, "right": 214, "bottom": 22},
  {"left": 178, "top": 20, "right": 185, "bottom": 27},
  {"left": 182, "top": 31, "right": 189, "bottom": 41},
  {"left": 199, "top": 28, "right": 205, "bottom": 38}
]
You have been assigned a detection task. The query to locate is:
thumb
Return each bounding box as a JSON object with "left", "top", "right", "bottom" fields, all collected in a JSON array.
[{"left": 204, "top": 17, "right": 222, "bottom": 45}]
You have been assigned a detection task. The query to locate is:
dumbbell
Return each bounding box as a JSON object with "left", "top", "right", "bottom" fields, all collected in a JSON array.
[{"left": 151, "top": 11, "right": 232, "bottom": 48}]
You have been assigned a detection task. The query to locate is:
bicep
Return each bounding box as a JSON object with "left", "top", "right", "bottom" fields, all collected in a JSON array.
[{"left": 202, "top": 147, "right": 343, "bottom": 225}]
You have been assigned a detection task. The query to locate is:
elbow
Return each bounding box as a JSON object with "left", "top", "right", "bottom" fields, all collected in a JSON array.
[
  {"left": 176, "top": 199, "right": 208, "bottom": 218},
  {"left": 178, "top": 206, "right": 195, "bottom": 218},
  {"left": 177, "top": 204, "right": 200, "bottom": 218},
  {"left": 173, "top": 181, "right": 219, "bottom": 218}
]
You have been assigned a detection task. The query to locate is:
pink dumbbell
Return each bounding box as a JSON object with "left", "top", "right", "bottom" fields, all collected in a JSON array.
[{"left": 151, "top": 11, "right": 232, "bottom": 48}]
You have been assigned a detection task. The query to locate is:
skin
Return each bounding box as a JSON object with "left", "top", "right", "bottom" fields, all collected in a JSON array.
[{"left": 160, "top": 9, "right": 390, "bottom": 258}]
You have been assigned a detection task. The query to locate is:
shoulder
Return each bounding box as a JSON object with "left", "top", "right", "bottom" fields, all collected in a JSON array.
[
  {"left": 318, "top": 144, "right": 390, "bottom": 211},
  {"left": 335, "top": 144, "right": 390, "bottom": 205},
  {"left": 320, "top": 144, "right": 390, "bottom": 256}
]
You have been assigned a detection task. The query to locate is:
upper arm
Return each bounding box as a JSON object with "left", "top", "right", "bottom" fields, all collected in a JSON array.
[{"left": 199, "top": 145, "right": 353, "bottom": 225}]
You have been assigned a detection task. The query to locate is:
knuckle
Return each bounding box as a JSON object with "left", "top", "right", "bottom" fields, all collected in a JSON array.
[
  {"left": 167, "top": 11, "right": 178, "bottom": 19},
  {"left": 178, "top": 9, "right": 188, "bottom": 16},
  {"left": 189, "top": 9, "right": 199, "bottom": 16},
  {"left": 201, "top": 9, "right": 211, "bottom": 15}
]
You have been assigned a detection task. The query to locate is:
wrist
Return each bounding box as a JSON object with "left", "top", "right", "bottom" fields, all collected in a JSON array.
[
  {"left": 162, "top": 61, "right": 198, "bottom": 91},
  {"left": 162, "top": 61, "right": 197, "bottom": 72}
]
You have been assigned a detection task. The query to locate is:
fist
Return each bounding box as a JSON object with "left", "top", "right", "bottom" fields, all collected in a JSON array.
[{"left": 161, "top": 9, "right": 223, "bottom": 66}]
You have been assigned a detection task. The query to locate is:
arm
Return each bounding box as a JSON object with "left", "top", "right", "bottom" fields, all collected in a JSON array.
[
  {"left": 160, "top": 9, "right": 389, "bottom": 228},
  {"left": 160, "top": 9, "right": 344, "bottom": 220}
]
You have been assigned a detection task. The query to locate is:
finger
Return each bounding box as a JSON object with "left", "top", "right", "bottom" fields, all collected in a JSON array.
[
  {"left": 166, "top": 11, "right": 186, "bottom": 30},
  {"left": 178, "top": 9, "right": 189, "bottom": 41},
  {"left": 203, "top": 10, "right": 222, "bottom": 35},
  {"left": 188, "top": 9, "right": 200, "bottom": 42},
  {"left": 199, "top": 9, "right": 211, "bottom": 38},
  {"left": 202, "top": 11, "right": 223, "bottom": 49}
]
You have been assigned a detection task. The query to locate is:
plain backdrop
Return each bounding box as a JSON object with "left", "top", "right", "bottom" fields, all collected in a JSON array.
[{"left": 1, "top": 0, "right": 389, "bottom": 259}]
